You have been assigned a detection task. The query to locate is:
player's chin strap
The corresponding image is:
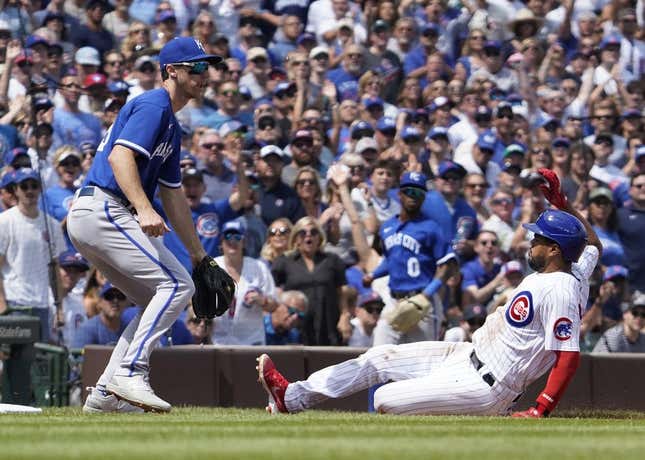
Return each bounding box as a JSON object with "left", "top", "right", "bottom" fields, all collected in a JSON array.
[{"left": 534, "top": 350, "right": 581, "bottom": 416}]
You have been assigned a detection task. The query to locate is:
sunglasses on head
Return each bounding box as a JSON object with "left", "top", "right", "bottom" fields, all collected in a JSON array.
[
  {"left": 296, "top": 228, "right": 320, "bottom": 238},
  {"left": 18, "top": 181, "right": 40, "bottom": 191},
  {"left": 401, "top": 187, "right": 426, "bottom": 199},
  {"left": 172, "top": 61, "right": 209, "bottom": 75},
  {"left": 223, "top": 232, "right": 244, "bottom": 241},
  {"left": 104, "top": 291, "right": 126, "bottom": 302},
  {"left": 287, "top": 306, "right": 306, "bottom": 319},
  {"left": 269, "top": 226, "right": 290, "bottom": 236}
]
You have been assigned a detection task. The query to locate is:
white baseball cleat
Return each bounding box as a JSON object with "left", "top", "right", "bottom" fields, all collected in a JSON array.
[
  {"left": 83, "top": 387, "right": 144, "bottom": 414},
  {"left": 106, "top": 374, "right": 172, "bottom": 413}
]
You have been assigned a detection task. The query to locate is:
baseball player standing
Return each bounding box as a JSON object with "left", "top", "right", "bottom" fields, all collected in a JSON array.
[
  {"left": 258, "top": 169, "right": 601, "bottom": 417},
  {"left": 362, "top": 172, "right": 453, "bottom": 345},
  {"left": 67, "top": 38, "right": 222, "bottom": 413}
]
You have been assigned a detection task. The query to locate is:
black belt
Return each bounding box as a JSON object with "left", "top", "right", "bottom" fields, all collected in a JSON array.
[
  {"left": 391, "top": 289, "right": 423, "bottom": 300},
  {"left": 78, "top": 186, "right": 135, "bottom": 213},
  {"left": 470, "top": 351, "right": 496, "bottom": 387}
]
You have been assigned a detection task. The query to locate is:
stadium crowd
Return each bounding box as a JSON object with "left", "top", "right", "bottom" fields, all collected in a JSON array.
[{"left": 1, "top": 0, "right": 645, "bottom": 394}]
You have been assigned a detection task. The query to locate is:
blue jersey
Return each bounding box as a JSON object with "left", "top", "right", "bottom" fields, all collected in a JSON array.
[
  {"left": 84, "top": 89, "right": 182, "bottom": 203},
  {"left": 421, "top": 190, "right": 479, "bottom": 243},
  {"left": 460, "top": 258, "right": 501, "bottom": 305},
  {"left": 163, "top": 200, "right": 240, "bottom": 274},
  {"left": 378, "top": 215, "right": 450, "bottom": 293},
  {"left": 44, "top": 184, "right": 76, "bottom": 221}
]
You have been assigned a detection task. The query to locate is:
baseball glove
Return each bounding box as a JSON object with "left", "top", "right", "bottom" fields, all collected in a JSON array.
[
  {"left": 191, "top": 256, "right": 236, "bottom": 319},
  {"left": 384, "top": 293, "right": 432, "bottom": 333},
  {"left": 537, "top": 168, "right": 567, "bottom": 209}
]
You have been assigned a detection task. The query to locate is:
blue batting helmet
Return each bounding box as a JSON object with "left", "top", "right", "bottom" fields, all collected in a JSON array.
[{"left": 522, "top": 210, "right": 587, "bottom": 262}]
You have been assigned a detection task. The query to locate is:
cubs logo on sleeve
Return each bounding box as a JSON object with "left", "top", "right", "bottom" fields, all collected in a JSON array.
[
  {"left": 553, "top": 317, "right": 573, "bottom": 341},
  {"left": 505, "top": 290, "right": 534, "bottom": 327}
]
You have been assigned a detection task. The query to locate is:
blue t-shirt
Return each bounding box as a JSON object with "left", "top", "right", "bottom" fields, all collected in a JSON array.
[
  {"left": 72, "top": 314, "right": 131, "bottom": 348},
  {"left": 84, "top": 88, "right": 182, "bottom": 203},
  {"left": 264, "top": 313, "right": 301, "bottom": 345},
  {"left": 326, "top": 68, "right": 359, "bottom": 101},
  {"left": 163, "top": 200, "right": 240, "bottom": 274},
  {"left": 378, "top": 214, "right": 450, "bottom": 293},
  {"left": 460, "top": 258, "right": 501, "bottom": 305},
  {"left": 345, "top": 265, "right": 371, "bottom": 297},
  {"left": 421, "top": 190, "right": 479, "bottom": 243},
  {"left": 44, "top": 184, "right": 76, "bottom": 221},
  {"left": 52, "top": 108, "right": 102, "bottom": 149},
  {"left": 593, "top": 225, "right": 626, "bottom": 267}
]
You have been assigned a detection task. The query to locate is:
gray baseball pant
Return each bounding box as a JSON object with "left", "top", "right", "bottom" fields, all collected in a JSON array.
[{"left": 67, "top": 187, "right": 194, "bottom": 385}]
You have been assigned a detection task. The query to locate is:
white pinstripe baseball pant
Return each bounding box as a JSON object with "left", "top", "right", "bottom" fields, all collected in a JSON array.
[{"left": 285, "top": 341, "right": 520, "bottom": 415}]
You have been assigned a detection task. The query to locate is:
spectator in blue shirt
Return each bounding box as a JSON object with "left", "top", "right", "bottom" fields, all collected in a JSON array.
[
  {"left": 460, "top": 230, "right": 503, "bottom": 308},
  {"left": 72, "top": 283, "right": 131, "bottom": 349},
  {"left": 327, "top": 43, "right": 365, "bottom": 102},
  {"left": 264, "top": 290, "right": 308, "bottom": 345},
  {"left": 43, "top": 145, "right": 82, "bottom": 222},
  {"left": 588, "top": 187, "right": 626, "bottom": 267}
]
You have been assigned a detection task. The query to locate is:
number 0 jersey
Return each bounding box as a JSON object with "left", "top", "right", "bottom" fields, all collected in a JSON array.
[{"left": 378, "top": 214, "right": 451, "bottom": 293}]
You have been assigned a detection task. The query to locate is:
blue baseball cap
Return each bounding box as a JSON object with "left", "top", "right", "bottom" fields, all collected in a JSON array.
[
  {"left": 25, "top": 34, "right": 49, "bottom": 49},
  {"left": 400, "top": 171, "right": 428, "bottom": 191},
  {"left": 99, "top": 282, "right": 124, "bottom": 298},
  {"left": 222, "top": 220, "right": 246, "bottom": 235},
  {"left": 107, "top": 80, "right": 131, "bottom": 94},
  {"left": 504, "top": 142, "right": 526, "bottom": 157},
  {"left": 539, "top": 117, "right": 561, "bottom": 130},
  {"left": 604, "top": 265, "right": 629, "bottom": 282},
  {"left": 438, "top": 161, "right": 467, "bottom": 179},
  {"left": 272, "top": 81, "right": 296, "bottom": 96},
  {"left": 421, "top": 22, "right": 439, "bottom": 36},
  {"left": 13, "top": 168, "right": 40, "bottom": 184},
  {"left": 351, "top": 120, "right": 375, "bottom": 139},
  {"left": 621, "top": 109, "right": 641, "bottom": 120},
  {"left": 599, "top": 34, "right": 621, "bottom": 50},
  {"left": 506, "top": 93, "right": 524, "bottom": 105},
  {"left": 362, "top": 96, "right": 384, "bottom": 109},
  {"left": 296, "top": 32, "right": 316, "bottom": 46},
  {"left": 401, "top": 125, "right": 422, "bottom": 141},
  {"left": 483, "top": 40, "right": 501, "bottom": 51},
  {"left": 427, "top": 126, "right": 449, "bottom": 140},
  {"left": 219, "top": 120, "right": 248, "bottom": 138},
  {"left": 477, "top": 130, "right": 497, "bottom": 151},
  {"left": 158, "top": 37, "right": 222, "bottom": 70},
  {"left": 58, "top": 250, "right": 90, "bottom": 271},
  {"left": 552, "top": 137, "right": 571, "bottom": 148},
  {"left": 5, "top": 146, "right": 30, "bottom": 166},
  {"left": 0, "top": 170, "right": 16, "bottom": 189},
  {"left": 376, "top": 116, "right": 396, "bottom": 132}
]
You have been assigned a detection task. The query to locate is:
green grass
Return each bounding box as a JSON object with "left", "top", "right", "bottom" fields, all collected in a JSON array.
[{"left": 1, "top": 408, "right": 645, "bottom": 460}]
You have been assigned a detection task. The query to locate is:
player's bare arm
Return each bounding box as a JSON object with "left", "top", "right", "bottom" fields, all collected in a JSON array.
[
  {"left": 108, "top": 145, "right": 170, "bottom": 238},
  {"left": 159, "top": 185, "right": 207, "bottom": 267}
]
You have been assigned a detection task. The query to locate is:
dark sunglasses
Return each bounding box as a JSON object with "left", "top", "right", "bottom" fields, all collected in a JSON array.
[
  {"left": 363, "top": 305, "right": 383, "bottom": 315},
  {"left": 630, "top": 309, "right": 645, "bottom": 319},
  {"left": 296, "top": 228, "right": 320, "bottom": 238},
  {"left": 174, "top": 61, "right": 209, "bottom": 75},
  {"left": 497, "top": 113, "right": 513, "bottom": 120},
  {"left": 466, "top": 182, "right": 489, "bottom": 189},
  {"left": 104, "top": 291, "right": 127, "bottom": 302},
  {"left": 18, "top": 181, "right": 41, "bottom": 191},
  {"left": 275, "top": 90, "right": 296, "bottom": 100},
  {"left": 107, "top": 60, "right": 124, "bottom": 66},
  {"left": 223, "top": 232, "right": 244, "bottom": 241},
  {"left": 478, "top": 239, "right": 498, "bottom": 246},
  {"left": 491, "top": 198, "right": 513, "bottom": 206},
  {"left": 293, "top": 140, "right": 313, "bottom": 148},
  {"left": 296, "top": 178, "right": 316, "bottom": 186},
  {"left": 220, "top": 89, "right": 239, "bottom": 97},
  {"left": 401, "top": 187, "right": 426, "bottom": 199},
  {"left": 59, "top": 159, "right": 81, "bottom": 168},
  {"left": 201, "top": 142, "right": 224, "bottom": 150},
  {"left": 287, "top": 306, "right": 306, "bottom": 319},
  {"left": 139, "top": 63, "right": 157, "bottom": 73},
  {"left": 269, "top": 226, "right": 290, "bottom": 236},
  {"left": 190, "top": 317, "right": 213, "bottom": 326}
]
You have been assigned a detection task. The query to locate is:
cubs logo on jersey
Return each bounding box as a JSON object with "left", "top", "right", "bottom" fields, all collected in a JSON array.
[
  {"left": 196, "top": 213, "right": 220, "bottom": 238},
  {"left": 553, "top": 317, "right": 573, "bottom": 341},
  {"left": 63, "top": 195, "right": 74, "bottom": 211},
  {"left": 505, "top": 290, "right": 534, "bottom": 327}
]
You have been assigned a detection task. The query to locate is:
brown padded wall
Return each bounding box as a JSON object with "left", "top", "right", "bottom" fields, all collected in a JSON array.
[{"left": 82, "top": 346, "right": 645, "bottom": 412}]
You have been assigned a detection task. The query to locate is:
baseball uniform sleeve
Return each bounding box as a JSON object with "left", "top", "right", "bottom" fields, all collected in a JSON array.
[
  {"left": 572, "top": 245, "right": 600, "bottom": 280},
  {"left": 542, "top": 288, "right": 580, "bottom": 352},
  {"left": 157, "top": 144, "right": 181, "bottom": 188},
  {"left": 114, "top": 102, "right": 166, "bottom": 158}
]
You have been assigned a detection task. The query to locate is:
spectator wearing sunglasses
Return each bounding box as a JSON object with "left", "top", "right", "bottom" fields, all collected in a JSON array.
[
  {"left": 72, "top": 283, "right": 132, "bottom": 349},
  {"left": 482, "top": 191, "right": 517, "bottom": 255},
  {"left": 239, "top": 47, "right": 271, "bottom": 101},
  {"left": 212, "top": 220, "right": 277, "bottom": 345},
  {"left": 592, "top": 293, "right": 645, "bottom": 353},
  {"left": 43, "top": 145, "right": 83, "bottom": 222},
  {"left": 264, "top": 290, "right": 309, "bottom": 346},
  {"left": 460, "top": 230, "right": 503, "bottom": 308},
  {"left": 126, "top": 56, "right": 158, "bottom": 101},
  {"left": 56, "top": 250, "right": 91, "bottom": 349},
  {"left": 348, "top": 291, "right": 384, "bottom": 347},
  {"left": 261, "top": 218, "right": 293, "bottom": 266},
  {"left": 272, "top": 216, "right": 350, "bottom": 345},
  {"left": 443, "top": 304, "right": 487, "bottom": 343}
]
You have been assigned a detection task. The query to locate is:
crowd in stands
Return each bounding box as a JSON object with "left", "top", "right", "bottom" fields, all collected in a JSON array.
[{"left": 0, "top": 0, "right": 644, "bottom": 372}]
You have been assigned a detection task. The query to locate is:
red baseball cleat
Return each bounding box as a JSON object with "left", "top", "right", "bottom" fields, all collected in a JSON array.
[{"left": 256, "top": 354, "right": 289, "bottom": 414}]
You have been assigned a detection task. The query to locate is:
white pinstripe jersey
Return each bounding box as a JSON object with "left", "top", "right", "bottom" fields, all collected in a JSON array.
[{"left": 472, "top": 246, "right": 599, "bottom": 394}]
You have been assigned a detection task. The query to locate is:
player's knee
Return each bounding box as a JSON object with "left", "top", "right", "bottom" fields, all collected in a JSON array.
[
  {"left": 181, "top": 276, "right": 196, "bottom": 298},
  {"left": 373, "top": 387, "right": 395, "bottom": 414}
]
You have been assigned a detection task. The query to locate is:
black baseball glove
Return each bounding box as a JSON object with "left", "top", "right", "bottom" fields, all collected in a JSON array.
[{"left": 191, "top": 256, "right": 236, "bottom": 318}]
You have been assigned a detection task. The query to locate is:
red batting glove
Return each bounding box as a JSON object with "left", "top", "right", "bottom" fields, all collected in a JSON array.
[{"left": 537, "top": 168, "right": 567, "bottom": 209}]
